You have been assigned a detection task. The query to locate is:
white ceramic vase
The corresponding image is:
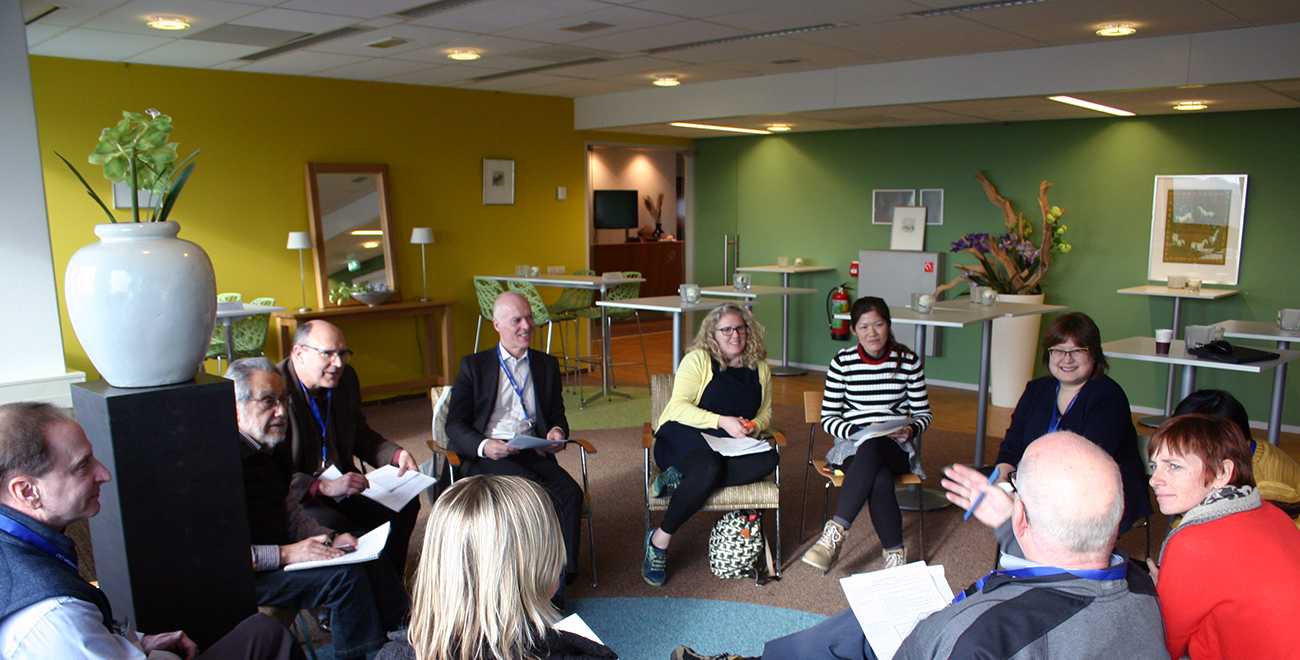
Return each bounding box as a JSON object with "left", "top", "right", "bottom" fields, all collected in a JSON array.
[
  {"left": 65, "top": 221, "right": 217, "bottom": 388},
  {"left": 990, "top": 292, "right": 1046, "bottom": 408}
]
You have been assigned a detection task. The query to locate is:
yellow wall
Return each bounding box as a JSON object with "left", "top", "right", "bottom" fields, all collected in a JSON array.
[{"left": 31, "top": 56, "right": 691, "bottom": 394}]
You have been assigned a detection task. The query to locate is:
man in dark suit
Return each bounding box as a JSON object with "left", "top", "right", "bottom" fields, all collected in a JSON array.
[
  {"left": 445, "top": 291, "right": 582, "bottom": 583},
  {"left": 276, "top": 320, "right": 420, "bottom": 576}
]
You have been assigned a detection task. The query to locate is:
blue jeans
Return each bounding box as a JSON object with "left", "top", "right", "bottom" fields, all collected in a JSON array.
[{"left": 254, "top": 560, "right": 409, "bottom": 659}]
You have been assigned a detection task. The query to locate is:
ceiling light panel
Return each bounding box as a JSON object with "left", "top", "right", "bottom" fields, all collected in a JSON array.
[
  {"left": 912, "top": 0, "right": 1056, "bottom": 19},
  {"left": 240, "top": 26, "right": 372, "bottom": 61},
  {"left": 1047, "top": 95, "right": 1135, "bottom": 116},
  {"left": 645, "top": 23, "right": 845, "bottom": 54},
  {"left": 669, "top": 122, "right": 771, "bottom": 134},
  {"left": 561, "top": 21, "right": 615, "bottom": 33}
]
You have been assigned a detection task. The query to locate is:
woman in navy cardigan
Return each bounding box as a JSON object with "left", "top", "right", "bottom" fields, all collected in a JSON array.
[{"left": 993, "top": 312, "right": 1152, "bottom": 531}]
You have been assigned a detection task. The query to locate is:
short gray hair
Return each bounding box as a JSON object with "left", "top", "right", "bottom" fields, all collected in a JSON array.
[
  {"left": 0, "top": 402, "right": 72, "bottom": 484},
  {"left": 1017, "top": 434, "right": 1123, "bottom": 558},
  {"left": 225, "top": 358, "right": 278, "bottom": 401},
  {"left": 292, "top": 320, "right": 319, "bottom": 347}
]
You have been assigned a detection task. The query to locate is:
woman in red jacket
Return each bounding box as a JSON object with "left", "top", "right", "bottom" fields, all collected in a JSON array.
[{"left": 1146, "top": 414, "right": 1300, "bottom": 659}]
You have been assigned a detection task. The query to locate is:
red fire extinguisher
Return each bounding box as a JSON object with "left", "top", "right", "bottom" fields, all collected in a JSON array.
[{"left": 828, "top": 283, "right": 851, "bottom": 341}]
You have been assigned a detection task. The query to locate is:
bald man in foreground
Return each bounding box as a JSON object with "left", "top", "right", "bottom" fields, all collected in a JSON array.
[
  {"left": 445, "top": 291, "right": 582, "bottom": 587},
  {"left": 675, "top": 432, "right": 1167, "bottom": 660}
]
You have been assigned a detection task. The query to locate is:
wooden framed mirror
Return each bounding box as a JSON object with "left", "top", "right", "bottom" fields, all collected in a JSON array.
[{"left": 304, "top": 163, "right": 398, "bottom": 307}]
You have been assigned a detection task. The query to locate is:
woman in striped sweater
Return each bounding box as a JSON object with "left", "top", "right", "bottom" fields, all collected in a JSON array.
[{"left": 802, "top": 296, "right": 931, "bottom": 573}]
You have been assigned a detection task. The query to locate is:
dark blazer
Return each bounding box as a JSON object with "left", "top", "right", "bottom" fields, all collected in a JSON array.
[
  {"left": 445, "top": 347, "right": 568, "bottom": 467},
  {"left": 276, "top": 358, "right": 401, "bottom": 499},
  {"left": 997, "top": 374, "right": 1154, "bottom": 530}
]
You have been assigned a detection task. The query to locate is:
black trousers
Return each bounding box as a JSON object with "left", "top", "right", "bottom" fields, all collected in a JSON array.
[
  {"left": 468, "top": 450, "right": 584, "bottom": 578},
  {"left": 254, "top": 560, "right": 409, "bottom": 660},
  {"left": 302, "top": 491, "right": 420, "bottom": 578},
  {"left": 196, "top": 614, "right": 306, "bottom": 660},
  {"left": 659, "top": 447, "right": 779, "bottom": 535},
  {"left": 835, "top": 437, "right": 910, "bottom": 549}
]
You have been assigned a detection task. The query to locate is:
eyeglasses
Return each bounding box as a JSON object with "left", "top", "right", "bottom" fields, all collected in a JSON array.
[
  {"left": 300, "top": 345, "right": 353, "bottom": 363},
  {"left": 715, "top": 325, "right": 748, "bottom": 337},
  {"left": 1047, "top": 347, "right": 1089, "bottom": 359},
  {"left": 1007, "top": 469, "right": 1018, "bottom": 493},
  {"left": 245, "top": 394, "right": 290, "bottom": 411}
]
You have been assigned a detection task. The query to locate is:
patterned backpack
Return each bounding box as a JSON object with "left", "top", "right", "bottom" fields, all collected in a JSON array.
[{"left": 708, "top": 509, "right": 769, "bottom": 579}]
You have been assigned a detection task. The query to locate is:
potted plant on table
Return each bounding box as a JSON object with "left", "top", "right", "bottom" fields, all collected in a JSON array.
[
  {"left": 59, "top": 109, "right": 218, "bottom": 388},
  {"left": 944, "top": 170, "right": 1073, "bottom": 407}
]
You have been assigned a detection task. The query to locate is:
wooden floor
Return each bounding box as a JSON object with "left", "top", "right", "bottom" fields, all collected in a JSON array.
[{"left": 576, "top": 329, "right": 1300, "bottom": 461}]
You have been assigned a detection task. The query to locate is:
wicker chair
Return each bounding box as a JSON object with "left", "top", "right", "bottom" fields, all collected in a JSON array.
[
  {"left": 641, "top": 372, "right": 785, "bottom": 581},
  {"left": 799, "top": 391, "right": 926, "bottom": 560},
  {"left": 425, "top": 386, "right": 600, "bottom": 586}
]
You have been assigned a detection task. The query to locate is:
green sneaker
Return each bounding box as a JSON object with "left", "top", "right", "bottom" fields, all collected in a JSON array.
[
  {"left": 643, "top": 530, "right": 668, "bottom": 586},
  {"left": 651, "top": 466, "right": 683, "bottom": 497}
]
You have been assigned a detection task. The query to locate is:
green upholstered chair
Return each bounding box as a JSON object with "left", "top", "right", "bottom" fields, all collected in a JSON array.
[
  {"left": 574, "top": 271, "right": 650, "bottom": 398},
  {"left": 546, "top": 270, "right": 595, "bottom": 389},
  {"left": 472, "top": 277, "right": 505, "bottom": 352}
]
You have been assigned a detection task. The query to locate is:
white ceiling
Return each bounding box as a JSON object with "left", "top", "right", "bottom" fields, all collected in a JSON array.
[{"left": 21, "top": 0, "right": 1300, "bottom": 137}]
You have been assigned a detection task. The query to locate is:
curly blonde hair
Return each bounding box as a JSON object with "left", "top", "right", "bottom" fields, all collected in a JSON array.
[{"left": 689, "top": 303, "right": 767, "bottom": 370}]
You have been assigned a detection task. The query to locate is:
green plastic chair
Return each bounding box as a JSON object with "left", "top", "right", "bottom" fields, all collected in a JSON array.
[
  {"left": 547, "top": 270, "right": 595, "bottom": 389},
  {"left": 473, "top": 277, "right": 506, "bottom": 352},
  {"left": 506, "top": 280, "right": 555, "bottom": 354},
  {"left": 206, "top": 293, "right": 244, "bottom": 364},
  {"left": 207, "top": 296, "right": 275, "bottom": 372},
  {"left": 575, "top": 271, "right": 649, "bottom": 399},
  {"left": 217, "top": 292, "right": 242, "bottom": 302}
]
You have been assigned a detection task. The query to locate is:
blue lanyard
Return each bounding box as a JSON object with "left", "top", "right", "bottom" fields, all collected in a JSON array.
[
  {"left": 300, "top": 379, "right": 332, "bottom": 468},
  {"left": 1048, "top": 382, "right": 1077, "bottom": 434},
  {"left": 0, "top": 511, "right": 78, "bottom": 571},
  {"left": 952, "top": 563, "right": 1127, "bottom": 604},
  {"left": 498, "top": 349, "right": 532, "bottom": 422}
]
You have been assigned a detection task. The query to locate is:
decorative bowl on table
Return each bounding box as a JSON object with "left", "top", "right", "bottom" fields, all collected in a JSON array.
[{"left": 352, "top": 291, "right": 396, "bottom": 307}]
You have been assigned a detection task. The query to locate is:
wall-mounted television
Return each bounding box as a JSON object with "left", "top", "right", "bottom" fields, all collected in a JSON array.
[{"left": 593, "top": 189, "right": 639, "bottom": 229}]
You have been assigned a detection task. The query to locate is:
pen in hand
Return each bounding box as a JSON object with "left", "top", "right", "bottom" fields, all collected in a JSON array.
[{"left": 963, "top": 466, "right": 1001, "bottom": 521}]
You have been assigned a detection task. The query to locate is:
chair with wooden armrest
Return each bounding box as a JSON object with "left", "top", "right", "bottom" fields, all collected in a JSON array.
[
  {"left": 799, "top": 390, "right": 926, "bottom": 560},
  {"left": 427, "top": 386, "right": 599, "bottom": 586},
  {"left": 642, "top": 372, "right": 785, "bottom": 582}
]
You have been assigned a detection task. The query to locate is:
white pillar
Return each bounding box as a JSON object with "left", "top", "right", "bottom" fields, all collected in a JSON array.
[{"left": 0, "top": 0, "right": 84, "bottom": 406}]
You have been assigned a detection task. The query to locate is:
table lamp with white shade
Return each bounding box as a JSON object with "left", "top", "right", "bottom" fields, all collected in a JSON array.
[
  {"left": 286, "top": 231, "right": 312, "bottom": 312},
  {"left": 411, "top": 228, "right": 435, "bottom": 302}
]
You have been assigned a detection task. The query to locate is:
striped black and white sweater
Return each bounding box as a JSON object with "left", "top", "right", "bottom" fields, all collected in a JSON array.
[{"left": 821, "top": 342, "right": 932, "bottom": 476}]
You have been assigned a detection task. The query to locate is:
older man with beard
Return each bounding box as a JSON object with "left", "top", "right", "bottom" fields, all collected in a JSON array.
[{"left": 227, "top": 359, "right": 408, "bottom": 660}]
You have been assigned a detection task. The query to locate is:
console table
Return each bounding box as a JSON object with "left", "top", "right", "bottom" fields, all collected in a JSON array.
[{"left": 273, "top": 300, "right": 454, "bottom": 398}]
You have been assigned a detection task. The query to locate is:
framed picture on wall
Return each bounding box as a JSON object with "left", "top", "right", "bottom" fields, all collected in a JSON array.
[
  {"left": 890, "top": 206, "right": 927, "bottom": 251},
  {"left": 1148, "top": 174, "right": 1248, "bottom": 284},
  {"left": 873, "top": 189, "right": 915, "bottom": 225},
  {"left": 919, "top": 188, "right": 944, "bottom": 225},
  {"left": 483, "top": 159, "right": 515, "bottom": 205}
]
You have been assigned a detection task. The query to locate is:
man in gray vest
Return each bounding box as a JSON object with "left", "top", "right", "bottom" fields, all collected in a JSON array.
[{"left": 0, "top": 401, "right": 301, "bottom": 660}]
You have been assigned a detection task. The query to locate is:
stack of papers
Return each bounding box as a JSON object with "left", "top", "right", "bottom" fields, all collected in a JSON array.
[
  {"left": 841, "top": 561, "right": 953, "bottom": 660},
  {"left": 507, "top": 435, "right": 567, "bottom": 450},
  {"left": 848, "top": 418, "right": 917, "bottom": 447},
  {"left": 319, "top": 464, "right": 437, "bottom": 512},
  {"left": 701, "top": 431, "right": 771, "bottom": 457},
  {"left": 285, "top": 522, "right": 390, "bottom": 572}
]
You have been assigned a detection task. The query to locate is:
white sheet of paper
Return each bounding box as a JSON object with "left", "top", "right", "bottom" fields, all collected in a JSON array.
[
  {"left": 840, "top": 561, "right": 949, "bottom": 660},
  {"left": 554, "top": 613, "right": 604, "bottom": 645},
  {"left": 701, "top": 431, "right": 771, "bottom": 457},
  {"left": 361, "top": 465, "right": 438, "bottom": 512},
  {"left": 284, "top": 522, "right": 390, "bottom": 572},
  {"left": 507, "top": 435, "right": 566, "bottom": 450},
  {"left": 848, "top": 418, "right": 917, "bottom": 447}
]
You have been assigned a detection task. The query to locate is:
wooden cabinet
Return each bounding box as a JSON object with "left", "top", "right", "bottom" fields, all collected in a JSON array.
[{"left": 591, "top": 241, "right": 685, "bottom": 297}]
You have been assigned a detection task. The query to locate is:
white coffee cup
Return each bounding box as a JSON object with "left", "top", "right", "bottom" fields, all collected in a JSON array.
[
  {"left": 1280, "top": 309, "right": 1300, "bottom": 332},
  {"left": 777, "top": 256, "right": 789, "bottom": 267},
  {"left": 1167, "top": 275, "right": 1187, "bottom": 289},
  {"left": 1154, "top": 328, "right": 1173, "bottom": 354}
]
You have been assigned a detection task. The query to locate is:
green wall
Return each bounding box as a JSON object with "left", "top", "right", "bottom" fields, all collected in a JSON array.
[{"left": 695, "top": 108, "right": 1300, "bottom": 427}]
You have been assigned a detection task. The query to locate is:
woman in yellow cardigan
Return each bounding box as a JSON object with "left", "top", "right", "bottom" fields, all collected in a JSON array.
[{"left": 642, "top": 303, "right": 776, "bottom": 586}]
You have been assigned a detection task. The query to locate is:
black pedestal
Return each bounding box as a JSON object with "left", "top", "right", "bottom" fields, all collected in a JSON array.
[{"left": 72, "top": 374, "right": 256, "bottom": 647}]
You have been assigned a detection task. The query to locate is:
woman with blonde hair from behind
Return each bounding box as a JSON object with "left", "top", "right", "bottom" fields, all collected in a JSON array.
[{"left": 376, "top": 475, "right": 616, "bottom": 660}]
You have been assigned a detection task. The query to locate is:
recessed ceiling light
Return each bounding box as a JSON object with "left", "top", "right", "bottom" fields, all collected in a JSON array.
[
  {"left": 1048, "top": 95, "right": 1135, "bottom": 117},
  {"left": 350, "top": 230, "right": 384, "bottom": 236},
  {"left": 447, "top": 49, "right": 480, "bottom": 61},
  {"left": 1095, "top": 23, "right": 1136, "bottom": 37},
  {"left": 362, "top": 241, "right": 381, "bottom": 249},
  {"left": 669, "top": 122, "right": 771, "bottom": 135},
  {"left": 367, "top": 37, "right": 408, "bottom": 49},
  {"left": 766, "top": 124, "right": 792, "bottom": 132},
  {"left": 653, "top": 75, "right": 681, "bottom": 87},
  {"left": 1174, "top": 101, "right": 1208, "bottom": 111},
  {"left": 147, "top": 16, "right": 190, "bottom": 30}
]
